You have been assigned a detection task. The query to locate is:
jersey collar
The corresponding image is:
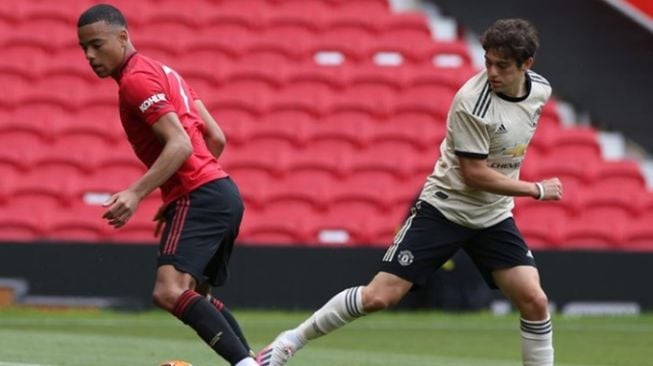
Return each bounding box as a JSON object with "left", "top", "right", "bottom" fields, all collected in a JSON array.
[
  {"left": 496, "top": 73, "right": 532, "bottom": 103},
  {"left": 114, "top": 51, "right": 138, "bottom": 82}
]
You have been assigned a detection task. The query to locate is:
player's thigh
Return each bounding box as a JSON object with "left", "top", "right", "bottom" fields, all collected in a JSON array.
[
  {"left": 379, "top": 201, "right": 473, "bottom": 288},
  {"left": 464, "top": 217, "right": 536, "bottom": 289},
  {"left": 493, "top": 265, "right": 543, "bottom": 301},
  {"left": 363, "top": 271, "right": 413, "bottom": 307},
  {"left": 493, "top": 265, "right": 549, "bottom": 318}
]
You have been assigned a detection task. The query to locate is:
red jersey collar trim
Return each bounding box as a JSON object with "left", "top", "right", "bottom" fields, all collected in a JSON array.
[{"left": 114, "top": 51, "right": 139, "bottom": 82}]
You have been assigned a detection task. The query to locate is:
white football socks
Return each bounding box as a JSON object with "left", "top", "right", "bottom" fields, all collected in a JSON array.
[
  {"left": 291, "top": 286, "right": 366, "bottom": 347},
  {"left": 520, "top": 316, "right": 554, "bottom": 366},
  {"left": 234, "top": 357, "right": 258, "bottom": 366}
]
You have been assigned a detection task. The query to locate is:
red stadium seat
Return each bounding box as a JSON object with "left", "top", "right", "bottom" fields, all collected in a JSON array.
[
  {"left": 288, "top": 143, "right": 352, "bottom": 179},
  {"left": 239, "top": 206, "right": 310, "bottom": 245},
  {"left": 591, "top": 160, "right": 646, "bottom": 192},
  {"left": 47, "top": 204, "right": 107, "bottom": 242},
  {"left": 332, "top": 0, "right": 390, "bottom": 16},
  {"left": 306, "top": 207, "right": 373, "bottom": 245},
  {"left": 622, "top": 214, "right": 653, "bottom": 251},
  {"left": 514, "top": 213, "right": 563, "bottom": 250},
  {"left": 221, "top": 144, "right": 289, "bottom": 178},
  {"left": 0, "top": 206, "right": 45, "bottom": 241},
  {"left": 559, "top": 214, "right": 623, "bottom": 250},
  {"left": 379, "top": 12, "right": 431, "bottom": 39},
  {"left": 537, "top": 127, "right": 600, "bottom": 159},
  {"left": 311, "top": 112, "right": 373, "bottom": 149},
  {"left": 375, "top": 112, "right": 446, "bottom": 150}
]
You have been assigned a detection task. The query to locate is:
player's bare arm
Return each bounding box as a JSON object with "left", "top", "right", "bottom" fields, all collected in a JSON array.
[
  {"left": 458, "top": 156, "right": 562, "bottom": 200},
  {"left": 194, "top": 100, "right": 226, "bottom": 159},
  {"left": 103, "top": 112, "right": 192, "bottom": 228}
]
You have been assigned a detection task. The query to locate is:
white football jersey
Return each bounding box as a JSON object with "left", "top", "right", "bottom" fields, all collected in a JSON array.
[{"left": 419, "top": 69, "right": 552, "bottom": 228}]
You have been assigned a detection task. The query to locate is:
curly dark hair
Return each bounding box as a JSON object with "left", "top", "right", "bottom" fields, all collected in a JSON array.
[{"left": 480, "top": 19, "right": 539, "bottom": 66}]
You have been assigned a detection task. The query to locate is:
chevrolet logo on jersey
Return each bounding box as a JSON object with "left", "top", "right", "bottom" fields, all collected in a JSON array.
[{"left": 502, "top": 144, "right": 527, "bottom": 157}]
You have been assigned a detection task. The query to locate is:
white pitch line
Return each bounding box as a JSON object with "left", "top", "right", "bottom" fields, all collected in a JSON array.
[{"left": 0, "top": 362, "right": 54, "bottom": 366}]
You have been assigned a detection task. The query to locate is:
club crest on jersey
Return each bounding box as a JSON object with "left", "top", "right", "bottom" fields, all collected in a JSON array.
[
  {"left": 532, "top": 105, "right": 543, "bottom": 126},
  {"left": 397, "top": 250, "right": 414, "bottom": 266},
  {"left": 139, "top": 93, "right": 166, "bottom": 112}
]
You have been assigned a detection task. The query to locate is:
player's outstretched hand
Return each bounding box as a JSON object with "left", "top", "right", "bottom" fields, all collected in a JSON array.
[
  {"left": 540, "top": 178, "right": 562, "bottom": 201},
  {"left": 102, "top": 189, "right": 140, "bottom": 228}
]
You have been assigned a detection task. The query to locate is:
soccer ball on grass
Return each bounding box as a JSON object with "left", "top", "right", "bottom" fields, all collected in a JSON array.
[{"left": 159, "top": 361, "right": 192, "bottom": 366}]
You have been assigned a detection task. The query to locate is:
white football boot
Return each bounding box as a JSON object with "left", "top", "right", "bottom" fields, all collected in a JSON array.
[{"left": 256, "top": 331, "right": 301, "bottom": 366}]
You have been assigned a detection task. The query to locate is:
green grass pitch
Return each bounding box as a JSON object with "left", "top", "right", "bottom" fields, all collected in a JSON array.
[{"left": 0, "top": 308, "right": 651, "bottom": 366}]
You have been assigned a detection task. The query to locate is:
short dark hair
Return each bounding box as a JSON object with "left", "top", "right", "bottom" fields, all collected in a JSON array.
[
  {"left": 77, "top": 4, "right": 127, "bottom": 28},
  {"left": 480, "top": 18, "right": 539, "bottom": 66}
]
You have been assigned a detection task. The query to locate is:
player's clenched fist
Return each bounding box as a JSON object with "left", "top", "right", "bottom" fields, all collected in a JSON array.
[{"left": 537, "top": 178, "right": 563, "bottom": 201}]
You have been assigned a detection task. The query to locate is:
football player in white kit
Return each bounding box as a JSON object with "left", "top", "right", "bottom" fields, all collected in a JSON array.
[{"left": 258, "top": 18, "right": 561, "bottom": 366}]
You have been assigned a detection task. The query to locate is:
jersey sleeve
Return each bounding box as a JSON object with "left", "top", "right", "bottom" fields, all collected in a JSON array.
[
  {"left": 450, "top": 107, "right": 490, "bottom": 159},
  {"left": 188, "top": 85, "right": 200, "bottom": 101},
  {"left": 119, "top": 72, "right": 177, "bottom": 126}
]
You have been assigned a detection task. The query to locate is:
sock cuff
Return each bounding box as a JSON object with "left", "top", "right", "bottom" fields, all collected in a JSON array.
[
  {"left": 345, "top": 286, "right": 366, "bottom": 318},
  {"left": 208, "top": 295, "right": 225, "bottom": 311},
  {"left": 173, "top": 289, "right": 202, "bottom": 318},
  {"left": 520, "top": 316, "right": 552, "bottom": 337}
]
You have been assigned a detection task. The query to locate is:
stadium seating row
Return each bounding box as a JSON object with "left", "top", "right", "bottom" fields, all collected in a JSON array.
[
  {"left": 4, "top": 194, "right": 652, "bottom": 250},
  {"left": 1, "top": 0, "right": 650, "bottom": 251},
  {"left": 0, "top": 0, "right": 392, "bottom": 24},
  {"left": 3, "top": 161, "right": 649, "bottom": 215}
]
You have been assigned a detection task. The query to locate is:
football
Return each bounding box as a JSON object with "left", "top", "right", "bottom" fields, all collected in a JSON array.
[{"left": 159, "top": 361, "right": 192, "bottom": 366}]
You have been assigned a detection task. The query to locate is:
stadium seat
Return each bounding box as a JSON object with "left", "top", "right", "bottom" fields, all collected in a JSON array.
[
  {"left": 529, "top": 159, "right": 593, "bottom": 190},
  {"left": 366, "top": 205, "right": 409, "bottom": 246},
  {"left": 241, "top": 39, "right": 303, "bottom": 66},
  {"left": 304, "top": 36, "right": 366, "bottom": 65},
  {"left": 282, "top": 73, "right": 340, "bottom": 105},
  {"left": 239, "top": 207, "right": 310, "bottom": 245},
  {"left": 221, "top": 144, "right": 289, "bottom": 178},
  {"left": 288, "top": 144, "right": 352, "bottom": 179},
  {"left": 514, "top": 213, "right": 563, "bottom": 250},
  {"left": 622, "top": 214, "right": 653, "bottom": 251},
  {"left": 536, "top": 127, "right": 600, "bottom": 158},
  {"left": 266, "top": 180, "right": 329, "bottom": 212},
  {"left": 393, "top": 84, "right": 453, "bottom": 122},
  {"left": 403, "top": 66, "right": 475, "bottom": 96},
  {"left": 306, "top": 207, "right": 373, "bottom": 245},
  {"left": 311, "top": 112, "right": 373, "bottom": 149},
  {"left": 374, "top": 111, "right": 446, "bottom": 150},
  {"left": 543, "top": 136, "right": 602, "bottom": 165},
  {"left": 591, "top": 160, "right": 647, "bottom": 193},
  {"left": 223, "top": 64, "right": 283, "bottom": 96},
  {"left": 0, "top": 206, "right": 45, "bottom": 241},
  {"left": 514, "top": 197, "right": 578, "bottom": 223},
  {"left": 559, "top": 214, "right": 623, "bottom": 250},
  {"left": 47, "top": 204, "right": 107, "bottom": 242},
  {"left": 379, "top": 12, "right": 432, "bottom": 39}
]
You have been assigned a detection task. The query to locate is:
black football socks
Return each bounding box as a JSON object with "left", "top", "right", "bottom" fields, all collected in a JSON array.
[
  {"left": 208, "top": 295, "right": 252, "bottom": 353},
  {"left": 173, "top": 290, "right": 250, "bottom": 365}
]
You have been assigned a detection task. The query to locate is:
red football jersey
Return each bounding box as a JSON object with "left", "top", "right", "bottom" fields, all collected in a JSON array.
[{"left": 116, "top": 52, "right": 227, "bottom": 205}]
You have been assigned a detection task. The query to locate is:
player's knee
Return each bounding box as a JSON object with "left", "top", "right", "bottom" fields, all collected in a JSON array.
[
  {"left": 152, "top": 287, "right": 183, "bottom": 312},
  {"left": 362, "top": 289, "right": 401, "bottom": 312},
  {"left": 518, "top": 289, "right": 549, "bottom": 318}
]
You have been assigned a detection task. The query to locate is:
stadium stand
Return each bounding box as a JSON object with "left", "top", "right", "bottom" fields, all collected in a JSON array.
[{"left": 0, "top": 0, "right": 650, "bottom": 251}]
